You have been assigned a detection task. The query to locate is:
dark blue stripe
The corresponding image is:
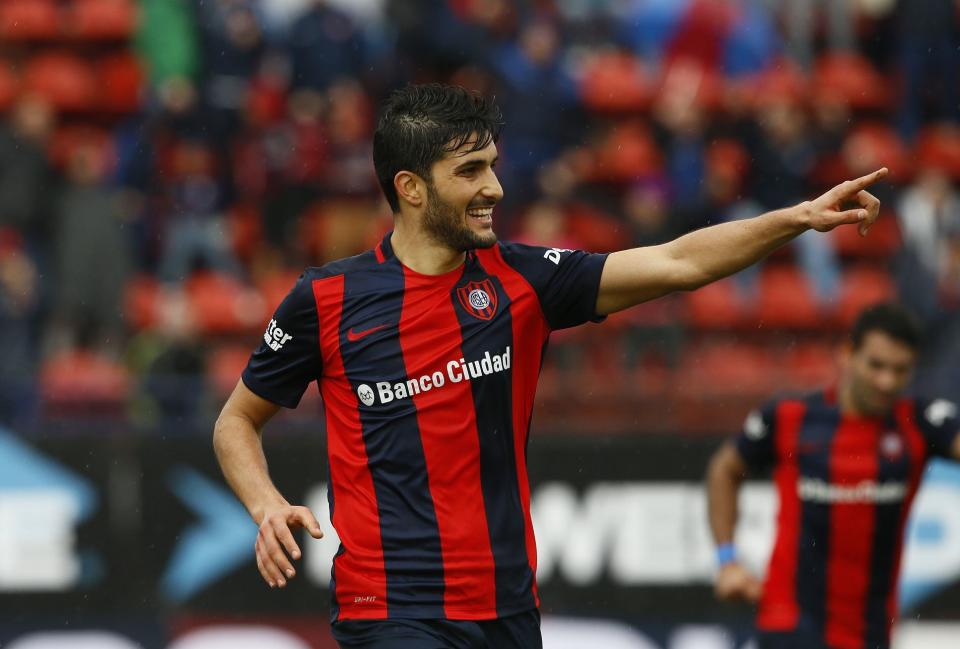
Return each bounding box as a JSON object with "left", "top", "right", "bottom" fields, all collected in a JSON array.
[
  {"left": 452, "top": 257, "right": 535, "bottom": 614},
  {"left": 794, "top": 396, "right": 838, "bottom": 640},
  {"left": 863, "top": 418, "right": 912, "bottom": 649},
  {"left": 339, "top": 264, "right": 445, "bottom": 617}
]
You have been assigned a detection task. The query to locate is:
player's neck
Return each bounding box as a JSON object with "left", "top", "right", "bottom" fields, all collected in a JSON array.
[
  {"left": 390, "top": 219, "right": 466, "bottom": 276},
  {"left": 837, "top": 380, "right": 888, "bottom": 420}
]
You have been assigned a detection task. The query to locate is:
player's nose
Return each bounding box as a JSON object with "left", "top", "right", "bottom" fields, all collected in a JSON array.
[{"left": 482, "top": 168, "right": 504, "bottom": 202}]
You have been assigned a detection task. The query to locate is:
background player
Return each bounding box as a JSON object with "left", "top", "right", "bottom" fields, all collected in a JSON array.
[
  {"left": 706, "top": 303, "right": 960, "bottom": 649},
  {"left": 214, "top": 84, "right": 888, "bottom": 648}
]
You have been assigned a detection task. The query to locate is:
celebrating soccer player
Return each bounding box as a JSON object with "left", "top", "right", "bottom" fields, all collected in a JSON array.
[
  {"left": 214, "top": 84, "right": 888, "bottom": 649},
  {"left": 706, "top": 303, "right": 960, "bottom": 649}
]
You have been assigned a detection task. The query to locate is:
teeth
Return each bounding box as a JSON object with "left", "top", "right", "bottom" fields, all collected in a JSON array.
[{"left": 468, "top": 207, "right": 493, "bottom": 217}]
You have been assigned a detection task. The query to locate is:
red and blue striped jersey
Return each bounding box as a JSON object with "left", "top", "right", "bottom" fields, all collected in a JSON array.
[
  {"left": 736, "top": 390, "right": 960, "bottom": 649},
  {"left": 242, "top": 233, "right": 608, "bottom": 622}
]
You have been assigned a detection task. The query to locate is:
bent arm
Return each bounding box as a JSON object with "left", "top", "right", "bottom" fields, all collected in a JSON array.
[
  {"left": 213, "top": 379, "right": 286, "bottom": 524},
  {"left": 706, "top": 442, "right": 750, "bottom": 546},
  {"left": 596, "top": 168, "right": 886, "bottom": 315}
]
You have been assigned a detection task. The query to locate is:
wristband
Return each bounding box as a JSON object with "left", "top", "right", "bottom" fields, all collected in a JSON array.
[{"left": 716, "top": 543, "right": 736, "bottom": 567}]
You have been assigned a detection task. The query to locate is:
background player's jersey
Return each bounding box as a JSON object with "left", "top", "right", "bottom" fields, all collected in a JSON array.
[
  {"left": 737, "top": 390, "right": 960, "bottom": 649},
  {"left": 242, "top": 233, "right": 608, "bottom": 622}
]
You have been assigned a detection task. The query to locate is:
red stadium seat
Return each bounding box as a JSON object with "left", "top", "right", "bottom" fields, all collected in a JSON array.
[
  {"left": 47, "top": 124, "right": 113, "bottom": 169},
  {"left": 39, "top": 348, "right": 130, "bottom": 415},
  {"left": 749, "top": 60, "right": 809, "bottom": 108},
  {"left": 841, "top": 123, "right": 912, "bottom": 183},
  {"left": 67, "top": 0, "right": 138, "bottom": 40},
  {"left": 677, "top": 341, "right": 778, "bottom": 396},
  {"left": 0, "top": 0, "right": 61, "bottom": 41},
  {"left": 686, "top": 278, "right": 748, "bottom": 330},
  {"left": 579, "top": 51, "right": 652, "bottom": 113},
  {"left": 837, "top": 266, "right": 895, "bottom": 326},
  {"left": 586, "top": 121, "right": 662, "bottom": 184},
  {"left": 123, "top": 274, "right": 162, "bottom": 330},
  {"left": 97, "top": 53, "right": 144, "bottom": 112},
  {"left": 830, "top": 211, "right": 900, "bottom": 260},
  {"left": 184, "top": 272, "right": 266, "bottom": 335},
  {"left": 783, "top": 341, "right": 838, "bottom": 390},
  {"left": 0, "top": 63, "right": 18, "bottom": 112},
  {"left": 23, "top": 52, "right": 98, "bottom": 111},
  {"left": 756, "top": 265, "right": 822, "bottom": 330},
  {"left": 256, "top": 269, "right": 303, "bottom": 315},
  {"left": 916, "top": 123, "right": 960, "bottom": 179},
  {"left": 207, "top": 345, "right": 252, "bottom": 396},
  {"left": 813, "top": 53, "right": 888, "bottom": 111}
]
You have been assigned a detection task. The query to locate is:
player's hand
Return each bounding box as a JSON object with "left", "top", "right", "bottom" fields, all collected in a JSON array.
[
  {"left": 801, "top": 167, "right": 887, "bottom": 236},
  {"left": 714, "top": 561, "right": 762, "bottom": 602},
  {"left": 255, "top": 504, "right": 323, "bottom": 588}
]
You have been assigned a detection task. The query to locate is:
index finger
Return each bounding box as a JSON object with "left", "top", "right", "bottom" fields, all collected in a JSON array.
[{"left": 827, "top": 167, "right": 888, "bottom": 202}]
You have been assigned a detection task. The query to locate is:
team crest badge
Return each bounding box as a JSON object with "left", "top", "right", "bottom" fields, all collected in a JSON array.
[
  {"left": 457, "top": 279, "right": 498, "bottom": 320},
  {"left": 880, "top": 431, "right": 904, "bottom": 461}
]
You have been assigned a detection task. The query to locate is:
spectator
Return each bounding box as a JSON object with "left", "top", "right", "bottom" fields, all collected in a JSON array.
[
  {"left": 288, "top": 0, "right": 367, "bottom": 91},
  {"left": 0, "top": 96, "right": 56, "bottom": 244},
  {"left": 0, "top": 230, "right": 40, "bottom": 424}
]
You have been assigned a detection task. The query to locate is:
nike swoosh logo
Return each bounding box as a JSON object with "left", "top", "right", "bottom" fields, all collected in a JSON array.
[{"left": 347, "top": 324, "right": 389, "bottom": 342}]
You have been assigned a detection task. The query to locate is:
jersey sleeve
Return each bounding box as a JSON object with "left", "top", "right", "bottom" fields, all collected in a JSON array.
[
  {"left": 735, "top": 401, "right": 778, "bottom": 471},
  {"left": 498, "top": 242, "right": 609, "bottom": 330},
  {"left": 241, "top": 273, "right": 321, "bottom": 408},
  {"left": 914, "top": 398, "right": 960, "bottom": 459}
]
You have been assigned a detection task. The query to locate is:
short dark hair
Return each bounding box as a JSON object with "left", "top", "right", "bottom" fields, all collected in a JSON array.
[
  {"left": 850, "top": 303, "right": 921, "bottom": 350},
  {"left": 373, "top": 84, "right": 503, "bottom": 212}
]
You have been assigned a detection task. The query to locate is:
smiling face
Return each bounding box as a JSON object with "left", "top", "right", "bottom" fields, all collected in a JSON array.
[{"left": 421, "top": 137, "right": 503, "bottom": 251}]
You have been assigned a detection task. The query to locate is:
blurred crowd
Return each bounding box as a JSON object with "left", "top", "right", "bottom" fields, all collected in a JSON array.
[{"left": 1, "top": 0, "right": 960, "bottom": 432}]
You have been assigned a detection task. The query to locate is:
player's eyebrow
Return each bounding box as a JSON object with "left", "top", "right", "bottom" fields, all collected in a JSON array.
[{"left": 452, "top": 156, "right": 498, "bottom": 173}]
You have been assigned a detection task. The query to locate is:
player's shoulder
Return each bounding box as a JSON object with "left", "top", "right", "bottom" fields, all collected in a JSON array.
[{"left": 909, "top": 395, "right": 959, "bottom": 430}]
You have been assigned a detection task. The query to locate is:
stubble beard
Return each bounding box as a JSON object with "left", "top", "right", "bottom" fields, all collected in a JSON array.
[{"left": 422, "top": 184, "right": 497, "bottom": 252}]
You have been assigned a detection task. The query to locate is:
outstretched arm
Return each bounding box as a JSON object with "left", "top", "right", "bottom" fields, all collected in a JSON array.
[
  {"left": 214, "top": 380, "right": 324, "bottom": 589},
  {"left": 596, "top": 168, "right": 887, "bottom": 315}
]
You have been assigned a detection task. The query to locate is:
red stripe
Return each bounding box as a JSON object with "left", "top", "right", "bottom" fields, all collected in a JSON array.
[
  {"left": 374, "top": 242, "right": 385, "bottom": 263},
  {"left": 398, "top": 267, "right": 497, "bottom": 618},
  {"left": 886, "top": 400, "right": 929, "bottom": 634},
  {"left": 313, "top": 275, "right": 388, "bottom": 620},
  {"left": 757, "top": 400, "right": 806, "bottom": 631},
  {"left": 480, "top": 245, "right": 551, "bottom": 606},
  {"left": 824, "top": 419, "right": 879, "bottom": 649}
]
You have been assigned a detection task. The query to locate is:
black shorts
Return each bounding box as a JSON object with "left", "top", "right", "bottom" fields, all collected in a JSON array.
[{"left": 332, "top": 609, "right": 542, "bottom": 649}]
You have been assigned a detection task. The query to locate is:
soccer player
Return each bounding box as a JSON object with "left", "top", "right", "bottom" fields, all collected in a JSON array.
[
  {"left": 706, "top": 303, "right": 960, "bottom": 649},
  {"left": 214, "top": 84, "right": 887, "bottom": 649}
]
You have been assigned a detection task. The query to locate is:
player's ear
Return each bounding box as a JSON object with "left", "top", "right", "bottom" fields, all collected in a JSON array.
[{"left": 394, "top": 171, "right": 425, "bottom": 209}]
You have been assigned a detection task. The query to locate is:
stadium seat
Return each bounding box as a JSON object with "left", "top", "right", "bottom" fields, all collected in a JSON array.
[
  {"left": 97, "top": 53, "right": 144, "bottom": 113},
  {"left": 0, "top": 0, "right": 60, "bottom": 41},
  {"left": 207, "top": 345, "right": 252, "bottom": 396},
  {"left": 676, "top": 341, "right": 778, "bottom": 397},
  {"left": 586, "top": 121, "right": 662, "bottom": 184},
  {"left": 686, "top": 278, "right": 747, "bottom": 330},
  {"left": 749, "top": 60, "right": 808, "bottom": 108},
  {"left": 841, "top": 123, "right": 912, "bottom": 183},
  {"left": 184, "top": 272, "right": 266, "bottom": 336},
  {"left": 916, "top": 123, "right": 960, "bottom": 179},
  {"left": 837, "top": 266, "right": 895, "bottom": 326},
  {"left": 579, "top": 51, "right": 652, "bottom": 113},
  {"left": 830, "top": 211, "right": 900, "bottom": 260},
  {"left": 67, "top": 0, "right": 138, "bottom": 40},
  {"left": 782, "top": 340, "right": 837, "bottom": 390},
  {"left": 756, "top": 265, "right": 821, "bottom": 330},
  {"left": 47, "top": 124, "right": 112, "bottom": 169},
  {"left": 123, "top": 274, "right": 162, "bottom": 331},
  {"left": 0, "top": 63, "right": 18, "bottom": 112},
  {"left": 23, "top": 52, "right": 98, "bottom": 111},
  {"left": 256, "top": 268, "right": 303, "bottom": 314},
  {"left": 39, "top": 348, "right": 131, "bottom": 415},
  {"left": 813, "top": 53, "right": 887, "bottom": 110}
]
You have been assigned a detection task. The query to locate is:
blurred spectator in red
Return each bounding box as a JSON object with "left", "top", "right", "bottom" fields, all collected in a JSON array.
[
  {"left": 323, "top": 79, "right": 377, "bottom": 195},
  {"left": 896, "top": 0, "right": 960, "bottom": 140},
  {"left": 622, "top": 176, "right": 677, "bottom": 246},
  {"left": 0, "top": 229, "right": 40, "bottom": 424},
  {"left": 48, "top": 140, "right": 131, "bottom": 356}
]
